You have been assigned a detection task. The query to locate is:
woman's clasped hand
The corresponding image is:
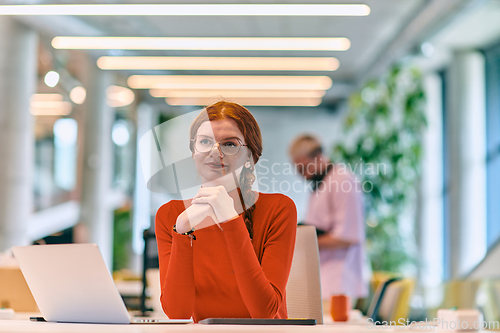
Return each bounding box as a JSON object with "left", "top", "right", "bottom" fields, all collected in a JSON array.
[
  {"left": 192, "top": 186, "right": 239, "bottom": 222},
  {"left": 175, "top": 185, "right": 239, "bottom": 233}
]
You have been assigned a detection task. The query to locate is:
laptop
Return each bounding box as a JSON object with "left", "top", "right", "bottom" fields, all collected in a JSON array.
[{"left": 12, "top": 243, "right": 192, "bottom": 325}]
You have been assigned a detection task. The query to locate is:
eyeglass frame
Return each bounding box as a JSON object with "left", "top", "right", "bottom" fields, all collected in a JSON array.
[{"left": 191, "top": 135, "right": 248, "bottom": 157}]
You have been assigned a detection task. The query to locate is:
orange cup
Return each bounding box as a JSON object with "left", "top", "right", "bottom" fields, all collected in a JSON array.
[{"left": 330, "top": 295, "right": 350, "bottom": 322}]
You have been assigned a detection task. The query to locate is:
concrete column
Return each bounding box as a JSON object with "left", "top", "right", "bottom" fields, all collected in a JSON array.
[
  {"left": 0, "top": 18, "right": 37, "bottom": 251},
  {"left": 128, "top": 103, "right": 155, "bottom": 273},
  {"left": 418, "top": 73, "right": 444, "bottom": 306},
  {"left": 446, "top": 51, "right": 487, "bottom": 278},
  {"left": 132, "top": 103, "right": 154, "bottom": 257},
  {"left": 80, "top": 62, "right": 114, "bottom": 270}
]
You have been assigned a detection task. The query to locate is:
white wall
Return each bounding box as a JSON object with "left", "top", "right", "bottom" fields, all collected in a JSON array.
[
  {"left": 251, "top": 107, "right": 343, "bottom": 221},
  {"left": 468, "top": 239, "right": 500, "bottom": 279}
]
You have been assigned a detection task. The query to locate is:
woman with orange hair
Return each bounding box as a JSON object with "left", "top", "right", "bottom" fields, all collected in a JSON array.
[{"left": 155, "top": 101, "right": 297, "bottom": 322}]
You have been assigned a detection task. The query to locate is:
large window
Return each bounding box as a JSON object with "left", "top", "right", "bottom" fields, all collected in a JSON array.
[
  {"left": 485, "top": 43, "right": 500, "bottom": 248},
  {"left": 34, "top": 117, "right": 78, "bottom": 211},
  {"left": 440, "top": 69, "right": 451, "bottom": 280}
]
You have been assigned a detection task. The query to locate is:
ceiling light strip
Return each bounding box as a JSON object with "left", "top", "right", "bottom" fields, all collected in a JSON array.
[
  {"left": 165, "top": 97, "right": 322, "bottom": 107},
  {"left": 30, "top": 109, "right": 72, "bottom": 116},
  {"left": 97, "top": 56, "right": 339, "bottom": 71},
  {"left": 150, "top": 89, "right": 326, "bottom": 98},
  {"left": 0, "top": 4, "right": 370, "bottom": 16},
  {"left": 53, "top": 37, "right": 350, "bottom": 51},
  {"left": 30, "top": 103, "right": 72, "bottom": 116},
  {"left": 128, "top": 75, "right": 333, "bottom": 90},
  {"left": 30, "top": 93, "right": 63, "bottom": 102}
]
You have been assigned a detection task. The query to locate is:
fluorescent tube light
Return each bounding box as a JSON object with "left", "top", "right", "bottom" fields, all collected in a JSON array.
[
  {"left": 166, "top": 97, "right": 322, "bottom": 107},
  {"left": 128, "top": 75, "right": 333, "bottom": 91},
  {"left": 52, "top": 37, "right": 350, "bottom": 51},
  {"left": 30, "top": 94, "right": 71, "bottom": 116},
  {"left": 149, "top": 89, "right": 326, "bottom": 99},
  {"left": 30, "top": 101, "right": 72, "bottom": 116},
  {"left": 97, "top": 56, "right": 339, "bottom": 71},
  {"left": 31, "top": 93, "right": 63, "bottom": 102},
  {"left": 0, "top": 4, "right": 370, "bottom": 16}
]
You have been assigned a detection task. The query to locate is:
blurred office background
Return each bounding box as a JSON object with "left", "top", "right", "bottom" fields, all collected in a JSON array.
[{"left": 1, "top": 0, "right": 500, "bottom": 321}]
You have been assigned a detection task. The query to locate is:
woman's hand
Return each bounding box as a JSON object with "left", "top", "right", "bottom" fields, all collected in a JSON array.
[
  {"left": 176, "top": 203, "right": 218, "bottom": 233},
  {"left": 191, "top": 186, "right": 239, "bottom": 223}
]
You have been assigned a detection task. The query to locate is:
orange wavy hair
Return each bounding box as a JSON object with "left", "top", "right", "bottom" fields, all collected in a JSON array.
[{"left": 189, "top": 100, "right": 262, "bottom": 239}]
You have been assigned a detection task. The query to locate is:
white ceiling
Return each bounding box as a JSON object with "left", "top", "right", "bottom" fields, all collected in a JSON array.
[
  {"left": 68, "top": 0, "right": 424, "bottom": 82},
  {"left": 17, "top": 0, "right": 500, "bottom": 106},
  {"left": 431, "top": 0, "right": 500, "bottom": 50},
  {"left": 11, "top": 0, "right": 438, "bottom": 105},
  {"left": 412, "top": 0, "right": 500, "bottom": 74}
]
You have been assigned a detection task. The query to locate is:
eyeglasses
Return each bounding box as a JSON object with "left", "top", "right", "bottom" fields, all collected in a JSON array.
[{"left": 192, "top": 135, "right": 247, "bottom": 156}]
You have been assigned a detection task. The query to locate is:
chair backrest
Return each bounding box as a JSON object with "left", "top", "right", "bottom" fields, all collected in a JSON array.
[
  {"left": 476, "top": 279, "right": 500, "bottom": 323},
  {"left": 141, "top": 229, "right": 159, "bottom": 314},
  {"left": 389, "top": 279, "right": 415, "bottom": 322},
  {"left": 286, "top": 225, "right": 323, "bottom": 324},
  {"left": 145, "top": 268, "right": 168, "bottom": 317},
  {"left": 441, "top": 279, "right": 481, "bottom": 309},
  {"left": 376, "top": 279, "right": 414, "bottom": 323},
  {"left": 0, "top": 267, "right": 39, "bottom": 312},
  {"left": 366, "top": 277, "right": 401, "bottom": 321}
]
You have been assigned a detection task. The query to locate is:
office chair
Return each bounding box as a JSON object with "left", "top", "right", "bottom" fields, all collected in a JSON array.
[
  {"left": 140, "top": 228, "right": 159, "bottom": 315},
  {"left": 475, "top": 279, "right": 500, "bottom": 323},
  {"left": 286, "top": 225, "right": 324, "bottom": 324},
  {"left": 377, "top": 279, "right": 414, "bottom": 323},
  {"left": 366, "top": 277, "right": 401, "bottom": 323}
]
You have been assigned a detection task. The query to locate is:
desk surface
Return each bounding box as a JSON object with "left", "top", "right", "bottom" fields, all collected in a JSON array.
[
  {"left": 0, "top": 320, "right": 390, "bottom": 333},
  {"left": 0, "top": 313, "right": 376, "bottom": 333},
  {"left": 3, "top": 313, "right": 495, "bottom": 333}
]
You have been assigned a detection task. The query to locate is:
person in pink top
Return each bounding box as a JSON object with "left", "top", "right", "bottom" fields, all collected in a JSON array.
[{"left": 289, "top": 134, "right": 369, "bottom": 305}]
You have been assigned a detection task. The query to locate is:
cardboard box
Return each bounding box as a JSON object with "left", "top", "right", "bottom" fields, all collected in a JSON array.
[{"left": 0, "top": 267, "right": 39, "bottom": 312}]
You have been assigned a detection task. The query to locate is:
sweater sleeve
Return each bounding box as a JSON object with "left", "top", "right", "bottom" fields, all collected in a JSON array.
[
  {"left": 155, "top": 202, "right": 195, "bottom": 319},
  {"left": 222, "top": 195, "right": 297, "bottom": 318}
]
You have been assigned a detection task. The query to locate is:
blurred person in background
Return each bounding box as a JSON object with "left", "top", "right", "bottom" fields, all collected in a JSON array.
[{"left": 289, "top": 134, "right": 369, "bottom": 308}]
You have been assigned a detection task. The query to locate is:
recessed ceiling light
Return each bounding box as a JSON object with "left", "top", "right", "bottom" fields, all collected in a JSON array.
[
  {"left": 0, "top": 4, "right": 370, "bottom": 16},
  {"left": 44, "top": 71, "right": 60, "bottom": 88},
  {"left": 70, "top": 86, "right": 86, "bottom": 104},
  {"left": 128, "top": 75, "right": 333, "bottom": 91},
  {"left": 97, "top": 56, "right": 339, "bottom": 71},
  {"left": 52, "top": 37, "right": 350, "bottom": 51}
]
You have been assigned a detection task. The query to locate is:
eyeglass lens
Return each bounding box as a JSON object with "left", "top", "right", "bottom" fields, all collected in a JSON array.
[{"left": 195, "top": 135, "right": 242, "bottom": 156}]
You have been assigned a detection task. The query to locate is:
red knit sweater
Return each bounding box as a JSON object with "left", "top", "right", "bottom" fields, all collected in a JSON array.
[{"left": 155, "top": 192, "right": 297, "bottom": 323}]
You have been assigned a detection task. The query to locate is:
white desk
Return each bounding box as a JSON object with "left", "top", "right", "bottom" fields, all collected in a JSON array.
[
  {"left": 0, "top": 312, "right": 443, "bottom": 333},
  {"left": 0, "top": 320, "right": 391, "bottom": 333}
]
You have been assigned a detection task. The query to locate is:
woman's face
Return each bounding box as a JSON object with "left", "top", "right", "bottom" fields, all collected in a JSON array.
[{"left": 193, "top": 119, "right": 250, "bottom": 184}]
